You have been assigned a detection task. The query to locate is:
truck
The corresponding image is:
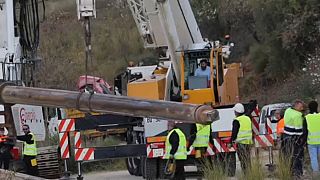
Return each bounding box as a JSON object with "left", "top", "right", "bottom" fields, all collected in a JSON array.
[
  {"left": 0, "top": 0, "right": 274, "bottom": 179},
  {"left": 56, "top": 0, "right": 271, "bottom": 179}
]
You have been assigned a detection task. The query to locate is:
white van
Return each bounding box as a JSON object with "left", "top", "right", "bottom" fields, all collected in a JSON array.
[{"left": 259, "top": 103, "right": 292, "bottom": 136}]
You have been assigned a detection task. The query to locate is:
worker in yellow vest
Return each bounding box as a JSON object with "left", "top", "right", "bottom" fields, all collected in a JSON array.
[
  {"left": 17, "top": 124, "right": 38, "bottom": 176},
  {"left": 230, "top": 103, "right": 253, "bottom": 173},
  {"left": 282, "top": 100, "right": 305, "bottom": 178},
  {"left": 163, "top": 121, "right": 187, "bottom": 180},
  {"left": 189, "top": 123, "right": 213, "bottom": 158},
  {"left": 304, "top": 101, "right": 320, "bottom": 176}
]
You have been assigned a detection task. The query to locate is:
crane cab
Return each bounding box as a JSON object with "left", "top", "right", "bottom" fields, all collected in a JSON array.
[{"left": 180, "top": 44, "right": 241, "bottom": 106}]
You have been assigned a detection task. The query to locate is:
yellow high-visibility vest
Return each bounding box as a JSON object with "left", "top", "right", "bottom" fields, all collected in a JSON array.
[
  {"left": 163, "top": 128, "right": 187, "bottom": 160},
  {"left": 235, "top": 115, "right": 253, "bottom": 144},
  {"left": 23, "top": 133, "right": 37, "bottom": 156}
]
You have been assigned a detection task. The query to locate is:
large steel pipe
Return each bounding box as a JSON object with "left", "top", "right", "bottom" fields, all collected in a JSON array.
[{"left": 0, "top": 85, "right": 219, "bottom": 124}]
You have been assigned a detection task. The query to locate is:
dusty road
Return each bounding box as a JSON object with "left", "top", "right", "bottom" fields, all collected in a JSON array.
[
  {"left": 83, "top": 171, "right": 142, "bottom": 180},
  {"left": 82, "top": 167, "right": 200, "bottom": 180}
]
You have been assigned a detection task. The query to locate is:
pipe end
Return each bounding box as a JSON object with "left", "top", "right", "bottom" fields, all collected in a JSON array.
[{"left": 195, "top": 105, "right": 220, "bottom": 125}]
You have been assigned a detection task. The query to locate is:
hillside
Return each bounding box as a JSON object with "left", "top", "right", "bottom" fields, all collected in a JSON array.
[
  {"left": 36, "top": 0, "right": 156, "bottom": 90},
  {"left": 36, "top": 0, "right": 320, "bottom": 104}
]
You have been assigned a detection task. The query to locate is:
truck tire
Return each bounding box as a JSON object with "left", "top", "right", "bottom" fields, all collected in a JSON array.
[
  {"left": 126, "top": 157, "right": 141, "bottom": 176},
  {"left": 142, "top": 157, "right": 158, "bottom": 179},
  {"left": 226, "top": 152, "right": 236, "bottom": 177},
  {"left": 158, "top": 159, "right": 168, "bottom": 179},
  {"left": 126, "top": 129, "right": 142, "bottom": 176}
]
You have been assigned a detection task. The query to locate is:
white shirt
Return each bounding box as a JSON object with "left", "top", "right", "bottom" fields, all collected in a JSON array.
[{"left": 195, "top": 66, "right": 211, "bottom": 80}]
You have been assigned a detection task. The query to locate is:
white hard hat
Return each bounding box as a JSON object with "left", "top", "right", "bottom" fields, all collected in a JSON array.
[{"left": 233, "top": 103, "right": 245, "bottom": 113}]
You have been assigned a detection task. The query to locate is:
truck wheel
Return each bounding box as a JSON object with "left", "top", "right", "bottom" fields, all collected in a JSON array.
[
  {"left": 226, "top": 152, "right": 236, "bottom": 177},
  {"left": 126, "top": 128, "right": 142, "bottom": 176},
  {"left": 142, "top": 157, "right": 157, "bottom": 179},
  {"left": 158, "top": 159, "right": 168, "bottom": 179},
  {"left": 126, "top": 157, "right": 141, "bottom": 176}
]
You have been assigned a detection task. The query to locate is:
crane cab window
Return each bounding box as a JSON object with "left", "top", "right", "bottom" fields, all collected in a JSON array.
[{"left": 183, "top": 50, "right": 211, "bottom": 90}]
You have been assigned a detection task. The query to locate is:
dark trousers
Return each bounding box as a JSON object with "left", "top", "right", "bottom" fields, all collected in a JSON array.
[
  {"left": 23, "top": 155, "right": 39, "bottom": 176},
  {"left": 172, "top": 160, "right": 185, "bottom": 180},
  {"left": 281, "top": 135, "right": 304, "bottom": 177},
  {"left": 0, "top": 158, "right": 10, "bottom": 170},
  {"left": 237, "top": 144, "right": 252, "bottom": 173}
]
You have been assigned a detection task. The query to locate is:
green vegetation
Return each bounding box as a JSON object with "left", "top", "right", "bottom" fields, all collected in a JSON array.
[
  {"left": 191, "top": 0, "right": 320, "bottom": 104},
  {"left": 201, "top": 159, "right": 227, "bottom": 180},
  {"left": 37, "top": 0, "right": 156, "bottom": 90},
  {"left": 240, "top": 160, "right": 265, "bottom": 180},
  {"left": 37, "top": 0, "right": 320, "bottom": 103},
  {"left": 276, "top": 155, "right": 292, "bottom": 180}
]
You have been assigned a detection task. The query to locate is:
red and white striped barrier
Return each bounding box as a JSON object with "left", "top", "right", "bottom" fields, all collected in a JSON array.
[
  {"left": 147, "top": 140, "right": 236, "bottom": 158},
  {"left": 206, "top": 143, "right": 216, "bottom": 155},
  {"left": 75, "top": 148, "right": 95, "bottom": 161},
  {"left": 213, "top": 138, "right": 236, "bottom": 153},
  {"left": 58, "top": 119, "right": 75, "bottom": 132},
  {"left": 74, "top": 131, "right": 82, "bottom": 148},
  {"left": 59, "top": 132, "right": 70, "bottom": 159},
  {"left": 266, "top": 117, "right": 273, "bottom": 134},
  {"left": 251, "top": 108, "right": 260, "bottom": 135},
  {"left": 254, "top": 134, "right": 274, "bottom": 148}
]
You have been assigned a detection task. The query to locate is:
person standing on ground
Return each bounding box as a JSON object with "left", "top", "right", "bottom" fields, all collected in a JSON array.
[
  {"left": 0, "top": 127, "right": 14, "bottom": 170},
  {"left": 17, "top": 124, "right": 38, "bottom": 176},
  {"left": 189, "top": 123, "right": 214, "bottom": 158},
  {"left": 304, "top": 101, "right": 320, "bottom": 176},
  {"left": 230, "top": 103, "right": 253, "bottom": 173},
  {"left": 282, "top": 100, "right": 306, "bottom": 178},
  {"left": 276, "top": 109, "right": 285, "bottom": 137},
  {"left": 275, "top": 109, "right": 285, "bottom": 145},
  {"left": 163, "top": 121, "right": 187, "bottom": 180}
]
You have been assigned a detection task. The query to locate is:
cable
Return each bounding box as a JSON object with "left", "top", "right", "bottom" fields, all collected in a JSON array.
[{"left": 17, "top": 0, "right": 44, "bottom": 58}]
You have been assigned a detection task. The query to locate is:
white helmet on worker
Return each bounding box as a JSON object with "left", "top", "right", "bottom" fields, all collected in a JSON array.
[{"left": 233, "top": 103, "right": 245, "bottom": 113}]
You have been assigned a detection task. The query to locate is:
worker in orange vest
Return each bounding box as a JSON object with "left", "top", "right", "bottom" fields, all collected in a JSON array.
[
  {"left": 276, "top": 109, "right": 285, "bottom": 138},
  {"left": 0, "top": 127, "right": 14, "bottom": 170}
]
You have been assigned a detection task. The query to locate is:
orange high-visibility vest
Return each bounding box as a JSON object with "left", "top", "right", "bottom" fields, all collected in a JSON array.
[{"left": 277, "top": 118, "right": 284, "bottom": 136}]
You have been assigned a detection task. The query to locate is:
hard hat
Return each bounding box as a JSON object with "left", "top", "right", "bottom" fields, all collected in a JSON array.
[{"left": 233, "top": 103, "right": 244, "bottom": 113}]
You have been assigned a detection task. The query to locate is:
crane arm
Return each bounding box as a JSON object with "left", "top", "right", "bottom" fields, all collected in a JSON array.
[{"left": 127, "top": 0, "right": 204, "bottom": 86}]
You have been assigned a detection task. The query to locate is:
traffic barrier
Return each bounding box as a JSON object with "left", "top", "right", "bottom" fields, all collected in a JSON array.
[
  {"left": 59, "top": 132, "right": 70, "bottom": 159},
  {"left": 58, "top": 119, "right": 75, "bottom": 132},
  {"left": 75, "top": 148, "right": 95, "bottom": 161}
]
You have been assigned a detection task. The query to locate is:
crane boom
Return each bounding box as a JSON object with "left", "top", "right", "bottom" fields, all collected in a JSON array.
[{"left": 127, "top": 0, "right": 204, "bottom": 85}]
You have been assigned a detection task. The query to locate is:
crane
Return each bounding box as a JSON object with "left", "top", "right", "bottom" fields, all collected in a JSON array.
[
  {"left": 122, "top": 0, "right": 239, "bottom": 105},
  {"left": 72, "top": 0, "right": 244, "bottom": 179}
]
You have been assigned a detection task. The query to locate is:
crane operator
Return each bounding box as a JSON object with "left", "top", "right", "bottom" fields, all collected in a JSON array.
[{"left": 195, "top": 59, "right": 211, "bottom": 80}]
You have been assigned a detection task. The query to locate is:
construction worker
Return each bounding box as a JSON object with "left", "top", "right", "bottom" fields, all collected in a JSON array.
[
  {"left": 275, "top": 109, "right": 285, "bottom": 157},
  {"left": 17, "top": 124, "right": 38, "bottom": 176},
  {"left": 230, "top": 103, "right": 253, "bottom": 173},
  {"left": 282, "top": 100, "right": 305, "bottom": 178},
  {"left": 189, "top": 123, "right": 213, "bottom": 158},
  {"left": 304, "top": 101, "right": 320, "bottom": 176},
  {"left": 276, "top": 109, "right": 285, "bottom": 138},
  {"left": 0, "top": 127, "right": 13, "bottom": 170},
  {"left": 163, "top": 121, "right": 187, "bottom": 180}
]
